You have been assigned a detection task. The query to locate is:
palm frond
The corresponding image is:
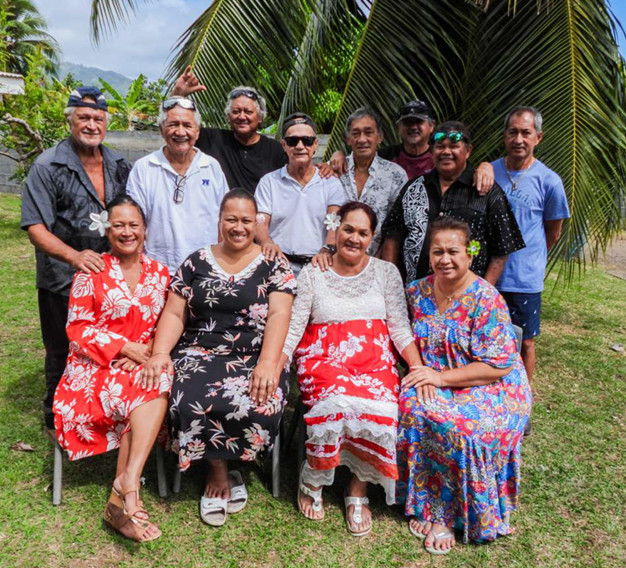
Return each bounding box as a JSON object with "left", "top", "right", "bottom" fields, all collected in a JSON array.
[
  {"left": 90, "top": 0, "right": 152, "bottom": 45},
  {"left": 164, "top": 0, "right": 312, "bottom": 127}
]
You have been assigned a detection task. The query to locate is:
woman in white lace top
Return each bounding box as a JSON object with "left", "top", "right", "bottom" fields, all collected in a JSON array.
[{"left": 281, "top": 202, "right": 425, "bottom": 537}]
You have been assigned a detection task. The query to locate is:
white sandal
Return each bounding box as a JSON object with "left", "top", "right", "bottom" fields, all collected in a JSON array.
[
  {"left": 408, "top": 517, "right": 429, "bottom": 540},
  {"left": 227, "top": 470, "right": 248, "bottom": 514},
  {"left": 424, "top": 528, "right": 455, "bottom": 555},
  {"left": 344, "top": 495, "right": 371, "bottom": 537},
  {"left": 200, "top": 495, "right": 228, "bottom": 527},
  {"left": 297, "top": 462, "right": 324, "bottom": 520}
]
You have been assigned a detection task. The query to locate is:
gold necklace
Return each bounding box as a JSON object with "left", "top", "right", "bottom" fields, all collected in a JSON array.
[
  {"left": 505, "top": 157, "right": 535, "bottom": 191},
  {"left": 435, "top": 277, "right": 469, "bottom": 306}
]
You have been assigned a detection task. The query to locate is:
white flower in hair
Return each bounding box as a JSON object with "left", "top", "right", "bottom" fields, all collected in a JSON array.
[
  {"left": 89, "top": 211, "right": 111, "bottom": 236},
  {"left": 324, "top": 212, "right": 341, "bottom": 231}
]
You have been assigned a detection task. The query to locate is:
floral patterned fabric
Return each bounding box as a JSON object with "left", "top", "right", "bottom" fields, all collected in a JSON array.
[
  {"left": 53, "top": 253, "right": 171, "bottom": 461},
  {"left": 168, "top": 248, "right": 296, "bottom": 470},
  {"left": 397, "top": 275, "right": 532, "bottom": 543}
]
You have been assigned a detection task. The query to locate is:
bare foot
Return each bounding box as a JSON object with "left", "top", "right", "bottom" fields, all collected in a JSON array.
[
  {"left": 110, "top": 475, "right": 160, "bottom": 541},
  {"left": 204, "top": 460, "right": 230, "bottom": 500},
  {"left": 298, "top": 482, "right": 324, "bottom": 520},
  {"left": 425, "top": 522, "right": 455, "bottom": 554},
  {"left": 345, "top": 477, "right": 371, "bottom": 535},
  {"left": 409, "top": 517, "right": 432, "bottom": 538}
]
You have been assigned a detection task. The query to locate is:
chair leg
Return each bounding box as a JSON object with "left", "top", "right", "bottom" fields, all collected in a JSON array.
[
  {"left": 52, "top": 441, "right": 62, "bottom": 506},
  {"left": 155, "top": 444, "right": 167, "bottom": 498},
  {"left": 271, "top": 431, "right": 280, "bottom": 498},
  {"left": 173, "top": 467, "right": 182, "bottom": 494}
]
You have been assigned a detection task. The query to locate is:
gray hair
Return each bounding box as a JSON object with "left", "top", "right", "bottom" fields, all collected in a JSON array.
[
  {"left": 504, "top": 106, "right": 543, "bottom": 133},
  {"left": 157, "top": 97, "right": 202, "bottom": 128},
  {"left": 63, "top": 104, "right": 111, "bottom": 126},
  {"left": 345, "top": 106, "right": 383, "bottom": 136},
  {"left": 224, "top": 86, "right": 267, "bottom": 122}
]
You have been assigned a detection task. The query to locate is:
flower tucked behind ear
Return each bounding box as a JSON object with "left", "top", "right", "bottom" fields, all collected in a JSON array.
[
  {"left": 467, "top": 240, "right": 481, "bottom": 257},
  {"left": 324, "top": 212, "right": 341, "bottom": 231},
  {"left": 89, "top": 211, "right": 111, "bottom": 237}
]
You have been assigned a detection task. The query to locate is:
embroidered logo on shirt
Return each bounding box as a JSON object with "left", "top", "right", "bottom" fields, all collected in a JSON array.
[{"left": 202, "top": 179, "right": 210, "bottom": 186}]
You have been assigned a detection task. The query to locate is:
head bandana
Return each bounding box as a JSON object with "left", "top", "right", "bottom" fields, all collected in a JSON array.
[{"left": 67, "top": 87, "right": 108, "bottom": 111}]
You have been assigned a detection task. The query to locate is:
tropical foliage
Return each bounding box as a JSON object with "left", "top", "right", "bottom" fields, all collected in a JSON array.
[
  {"left": 0, "top": 50, "right": 69, "bottom": 180},
  {"left": 99, "top": 74, "right": 166, "bottom": 130},
  {"left": 0, "top": 0, "right": 59, "bottom": 75},
  {"left": 90, "top": 0, "right": 626, "bottom": 277}
]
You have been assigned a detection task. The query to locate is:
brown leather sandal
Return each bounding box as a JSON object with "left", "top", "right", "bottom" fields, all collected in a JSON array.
[{"left": 103, "top": 488, "right": 161, "bottom": 542}]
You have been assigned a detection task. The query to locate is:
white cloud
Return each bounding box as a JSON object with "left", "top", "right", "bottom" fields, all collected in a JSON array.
[{"left": 33, "top": 0, "right": 208, "bottom": 80}]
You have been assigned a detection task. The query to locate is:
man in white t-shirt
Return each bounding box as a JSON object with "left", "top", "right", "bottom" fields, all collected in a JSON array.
[
  {"left": 127, "top": 97, "right": 229, "bottom": 274},
  {"left": 255, "top": 113, "right": 345, "bottom": 276}
]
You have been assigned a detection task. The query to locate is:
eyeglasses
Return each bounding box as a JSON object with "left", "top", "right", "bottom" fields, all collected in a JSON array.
[
  {"left": 284, "top": 136, "right": 316, "bottom": 147},
  {"left": 230, "top": 89, "right": 258, "bottom": 101},
  {"left": 162, "top": 97, "right": 196, "bottom": 111},
  {"left": 433, "top": 131, "right": 465, "bottom": 144},
  {"left": 173, "top": 175, "right": 187, "bottom": 204}
]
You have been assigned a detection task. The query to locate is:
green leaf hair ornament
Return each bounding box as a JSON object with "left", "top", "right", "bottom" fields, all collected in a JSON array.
[{"left": 467, "top": 240, "right": 481, "bottom": 257}]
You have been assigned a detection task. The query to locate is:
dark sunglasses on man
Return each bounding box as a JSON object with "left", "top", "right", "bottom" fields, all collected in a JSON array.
[
  {"left": 162, "top": 97, "right": 197, "bottom": 111},
  {"left": 230, "top": 89, "right": 259, "bottom": 101},
  {"left": 284, "top": 135, "right": 316, "bottom": 147},
  {"left": 432, "top": 131, "right": 466, "bottom": 144}
]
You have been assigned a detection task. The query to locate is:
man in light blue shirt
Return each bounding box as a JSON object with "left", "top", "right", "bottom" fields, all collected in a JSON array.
[{"left": 494, "top": 106, "right": 570, "bottom": 395}]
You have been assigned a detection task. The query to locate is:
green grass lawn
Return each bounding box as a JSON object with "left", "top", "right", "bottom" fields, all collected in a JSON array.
[{"left": 0, "top": 192, "right": 624, "bottom": 568}]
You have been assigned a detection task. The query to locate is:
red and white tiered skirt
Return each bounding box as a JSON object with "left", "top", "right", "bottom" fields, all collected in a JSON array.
[{"left": 294, "top": 319, "right": 400, "bottom": 503}]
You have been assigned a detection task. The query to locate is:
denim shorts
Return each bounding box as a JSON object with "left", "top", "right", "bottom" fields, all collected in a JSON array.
[{"left": 501, "top": 291, "right": 542, "bottom": 340}]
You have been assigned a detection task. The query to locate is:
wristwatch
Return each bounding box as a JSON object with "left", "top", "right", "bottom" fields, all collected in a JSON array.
[{"left": 321, "top": 244, "right": 336, "bottom": 254}]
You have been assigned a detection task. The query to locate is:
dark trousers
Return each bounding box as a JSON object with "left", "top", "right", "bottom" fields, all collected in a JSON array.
[{"left": 38, "top": 289, "right": 69, "bottom": 429}]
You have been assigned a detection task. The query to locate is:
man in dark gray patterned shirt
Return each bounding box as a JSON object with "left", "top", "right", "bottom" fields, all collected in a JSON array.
[{"left": 20, "top": 87, "right": 131, "bottom": 431}]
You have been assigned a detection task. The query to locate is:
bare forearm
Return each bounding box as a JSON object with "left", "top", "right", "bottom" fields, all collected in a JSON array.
[
  {"left": 259, "top": 308, "right": 291, "bottom": 366},
  {"left": 381, "top": 237, "right": 400, "bottom": 264},
  {"left": 441, "top": 362, "right": 509, "bottom": 388},
  {"left": 255, "top": 223, "right": 273, "bottom": 246},
  {"left": 27, "top": 224, "right": 79, "bottom": 266},
  {"left": 152, "top": 310, "right": 185, "bottom": 354},
  {"left": 545, "top": 220, "right": 564, "bottom": 250},
  {"left": 400, "top": 341, "right": 423, "bottom": 369},
  {"left": 483, "top": 255, "right": 507, "bottom": 285}
]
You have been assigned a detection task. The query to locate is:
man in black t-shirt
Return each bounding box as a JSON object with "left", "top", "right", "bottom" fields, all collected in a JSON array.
[{"left": 172, "top": 67, "right": 287, "bottom": 193}]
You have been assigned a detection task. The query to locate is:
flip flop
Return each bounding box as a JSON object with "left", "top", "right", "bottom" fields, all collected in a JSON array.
[
  {"left": 424, "top": 528, "right": 455, "bottom": 555},
  {"left": 297, "top": 462, "right": 324, "bottom": 521},
  {"left": 200, "top": 495, "right": 228, "bottom": 527},
  {"left": 226, "top": 470, "right": 248, "bottom": 514},
  {"left": 344, "top": 494, "right": 371, "bottom": 537},
  {"left": 408, "top": 517, "right": 429, "bottom": 540}
]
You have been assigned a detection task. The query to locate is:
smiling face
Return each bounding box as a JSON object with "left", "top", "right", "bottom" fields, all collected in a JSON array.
[
  {"left": 107, "top": 204, "right": 145, "bottom": 259},
  {"left": 219, "top": 197, "right": 257, "bottom": 252},
  {"left": 346, "top": 116, "right": 382, "bottom": 161},
  {"left": 227, "top": 95, "right": 262, "bottom": 139},
  {"left": 432, "top": 137, "right": 472, "bottom": 179},
  {"left": 336, "top": 209, "right": 374, "bottom": 265},
  {"left": 160, "top": 106, "right": 200, "bottom": 159},
  {"left": 397, "top": 117, "right": 434, "bottom": 151},
  {"left": 429, "top": 229, "right": 472, "bottom": 282},
  {"left": 281, "top": 123, "right": 318, "bottom": 168},
  {"left": 69, "top": 105, "right": 107, "bottom": 149},
  {"left": 504, "top": 111, "right": 543, "bottom": 163}
]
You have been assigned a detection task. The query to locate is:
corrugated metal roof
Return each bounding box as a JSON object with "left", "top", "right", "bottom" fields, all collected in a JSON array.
[{"left": 0, "top": 71, "right": 23, "bottom": 79}]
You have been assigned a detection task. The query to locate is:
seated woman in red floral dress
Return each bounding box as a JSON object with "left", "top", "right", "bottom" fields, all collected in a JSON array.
[
  {"left": 53, "top": 195, "right": 171, "bottom": 542},
  {"left": 281, "top": 201, "right": 424, "bottom": 537}
]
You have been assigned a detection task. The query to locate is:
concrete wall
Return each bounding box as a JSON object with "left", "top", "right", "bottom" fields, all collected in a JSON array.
[{"left": 0, "top": 131, "right": 331, "bottom": 195}]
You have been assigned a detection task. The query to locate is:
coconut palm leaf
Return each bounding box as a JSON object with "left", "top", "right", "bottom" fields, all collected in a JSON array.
[
  {"left": 164, "top": 0, "right": 312, "bottom": 127},
  {"left": 325, "top": 0, "right": 625, "bottom": 279},
  {"left": 90, "top": 0, "right": 152, "bottom": 45}
]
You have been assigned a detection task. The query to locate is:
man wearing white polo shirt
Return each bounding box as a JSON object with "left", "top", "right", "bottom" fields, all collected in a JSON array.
[
  {"left": 255, "top": 113, "right": 345, "bottom": 276},
  {"left": 127, "top": 96, "right": 229, "bottom": 274}
]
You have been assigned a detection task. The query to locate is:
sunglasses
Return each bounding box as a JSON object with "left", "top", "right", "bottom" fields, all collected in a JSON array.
[
  {"left": 230, "top": 89, "right": 258, "bottom": 101},
  {"left": 432, "top": 131, "right": 465, "bottom": 144},
  {"left": 162, "top": 97, "right": 196, "bottom": 111},
  {"left": 173, "top": 175, "right": 187, "bottom": 204},
  {"left": 284, "top": 136, "right": 316, "bottom": 147}
]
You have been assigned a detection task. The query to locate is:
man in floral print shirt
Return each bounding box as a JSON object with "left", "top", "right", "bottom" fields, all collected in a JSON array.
[{"left": 20, "top": 87, "right": 131, "bottom": 431}]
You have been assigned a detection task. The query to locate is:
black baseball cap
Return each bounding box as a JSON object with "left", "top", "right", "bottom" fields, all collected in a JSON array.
[
  {"left": 282, "top": 112, "right": 317, "bottom": 137},
  {"left": 67, "top": 87, "right": 108, "bottom": 111},
  {"left": 396, "top": 100, "right": 434, "bottom": 123}
]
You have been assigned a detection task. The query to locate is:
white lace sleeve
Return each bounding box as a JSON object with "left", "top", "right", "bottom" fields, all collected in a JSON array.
[
  {"left": 282, "top": 264, "right": 314, "bottom": 359},
  {"left": 383, "top": 262, "right": 414, "bottom": 353}
]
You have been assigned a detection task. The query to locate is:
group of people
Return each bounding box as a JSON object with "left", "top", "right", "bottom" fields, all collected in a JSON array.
[{"left": 19, "top": 66, "right": 570, "bottom": 553}]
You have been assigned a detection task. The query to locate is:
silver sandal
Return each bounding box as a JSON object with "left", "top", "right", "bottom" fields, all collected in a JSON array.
[
  {"left": 226, "top": 470, "right": 248, "bottom": 514},
  {"left": 297, "top": 462, "right": 324, "bottom": 520},
  {"left": 344, "top": 494, "right": 371, "bottom": 537},
  {"left": 424, "top": 528, "right": 455, "bottom": 555}
]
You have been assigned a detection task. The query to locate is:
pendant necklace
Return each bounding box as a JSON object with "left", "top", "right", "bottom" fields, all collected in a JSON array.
[{"left": 505, "top": 157, "right": 535, "bottom": 191}]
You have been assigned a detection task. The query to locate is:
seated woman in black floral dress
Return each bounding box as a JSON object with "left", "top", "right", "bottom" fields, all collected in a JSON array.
[{"left": 143, "top": 189, "right": 296, "bottom": 527}]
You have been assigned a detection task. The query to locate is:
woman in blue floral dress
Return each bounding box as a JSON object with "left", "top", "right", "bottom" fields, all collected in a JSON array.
[
  {"left": 397, "top": 216, "right": 531, "bottom": 554},
  {"left": 143, "top": 189, "right": 296, "bottom": 527}
]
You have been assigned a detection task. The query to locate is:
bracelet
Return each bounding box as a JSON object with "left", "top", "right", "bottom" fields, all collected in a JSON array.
[
  {"left": 409, "top": 365, "right": 421, "bottom": 370},
  {"left": 153, "top": 351, "right": 170, "bottom": 355}
]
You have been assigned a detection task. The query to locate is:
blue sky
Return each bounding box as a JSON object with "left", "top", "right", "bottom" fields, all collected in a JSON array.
[{"left": 34, "top": 1, "right": 626, "bottom": 82}]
